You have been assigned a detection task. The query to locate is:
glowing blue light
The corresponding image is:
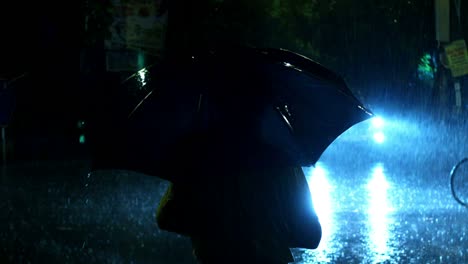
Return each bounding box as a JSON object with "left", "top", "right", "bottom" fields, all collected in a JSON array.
[
  {"left": 306, "top": 163, "right": 335, "bottom": 254},
  {"left": 373, "top": 131, "right": 385, "bottom": 143},
  {"left": 371, "top": 116, "right": 385, "bottom": 128},
  {"left": 366, "top": 163, "right": 394, "bottom": 262},
  {"left": 308, "top": 164, "right": 333, "bottom": 224}
]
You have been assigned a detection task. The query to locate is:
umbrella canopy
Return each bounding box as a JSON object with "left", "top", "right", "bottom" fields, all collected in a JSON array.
[{"left": 87, "top": 46, "right": 373, "bottom": 181}]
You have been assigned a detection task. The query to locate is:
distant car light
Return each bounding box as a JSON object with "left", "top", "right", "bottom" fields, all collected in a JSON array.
[{"left": 371, "top": 116, "right": 385, "bottom": 129}]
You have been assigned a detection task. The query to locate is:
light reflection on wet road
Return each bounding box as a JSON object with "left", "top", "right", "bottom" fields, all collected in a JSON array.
[
  {"left": 302, "top": 162, "right": 399, "bottom": 263},
  {"left": 298, "top": 159, "right": 467, "bottom": 264}
]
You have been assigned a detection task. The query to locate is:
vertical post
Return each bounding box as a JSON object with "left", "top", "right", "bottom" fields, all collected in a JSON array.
[
  {"left": 435, "top": 0, "right": 450, "bottom": 43},
  {"left": 454, "top": 80, "right": 462, "bottom": 113},
  {"left": 434, "top": 0, "right": 451, "bottom": 118}
]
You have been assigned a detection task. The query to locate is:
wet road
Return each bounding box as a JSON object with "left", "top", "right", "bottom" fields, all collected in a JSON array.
[
  {"left": 301, "top": 161, "right": 467, "bottom": 264},
  {"left": 1, "top": 112, "right": 467, "bottom": 263}
]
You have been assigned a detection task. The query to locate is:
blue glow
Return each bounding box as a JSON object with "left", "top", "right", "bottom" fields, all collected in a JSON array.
[
  {"left": 297, "top": 163, "right": 402, "bottom": 263},
  {"left": 305, "top": 163, "right": 336, "bottom": 260},
  {"left": 367, "top": 163, "right": 395, "bottom": 262},
  {"left": 373, "top": 131, "right": 385, "bottom": 143},
  {"left": 308, "top": 164, "right": 333, "bottom": 228},
  {"left": 371, "top": 116, "right": 385, "bottom": 128}
]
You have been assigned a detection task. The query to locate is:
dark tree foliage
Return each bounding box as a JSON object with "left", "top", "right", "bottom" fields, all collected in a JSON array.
[{"left": 82, "top": 0, "right": 467, "bottom": 108}]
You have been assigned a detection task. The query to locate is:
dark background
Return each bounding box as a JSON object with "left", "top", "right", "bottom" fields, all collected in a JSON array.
[{"left": 1, "top": 1, "right": 87, "bottom": 160}]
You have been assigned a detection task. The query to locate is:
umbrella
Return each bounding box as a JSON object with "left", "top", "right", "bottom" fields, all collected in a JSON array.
[{"left": 87, "top": 46, "right": 373, "bottom": 182}]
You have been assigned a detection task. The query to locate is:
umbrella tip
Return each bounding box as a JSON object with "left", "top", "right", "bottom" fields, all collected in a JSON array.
[{"left": 358, "top": 105, "right": 374, "bottom": 117}]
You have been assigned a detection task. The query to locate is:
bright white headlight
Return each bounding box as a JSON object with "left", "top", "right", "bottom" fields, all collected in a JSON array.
[{"left": 371, "top": 116, "right": 385, "bottom": 129}]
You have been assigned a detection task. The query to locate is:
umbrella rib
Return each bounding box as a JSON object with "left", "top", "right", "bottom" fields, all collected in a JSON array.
[
  {"left": 276, "top": 106, "right": 294, "bottom": 133},
  {"left": 128, "top": 90, "right": 155, "bottom": 118}
]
